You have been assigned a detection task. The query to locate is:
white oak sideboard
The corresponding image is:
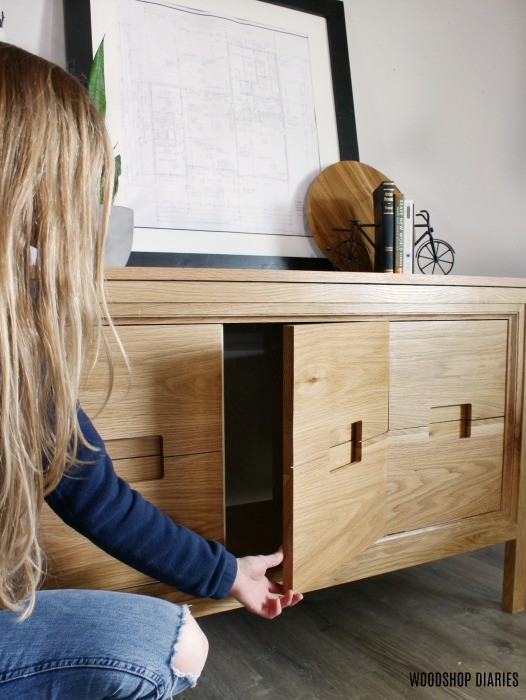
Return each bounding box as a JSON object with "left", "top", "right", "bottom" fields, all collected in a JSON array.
[{"left": 41, "top": 269, "right": 526, "bottom": 616}]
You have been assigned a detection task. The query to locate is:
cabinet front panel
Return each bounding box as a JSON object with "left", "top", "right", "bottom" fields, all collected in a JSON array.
[
  {"left": 387, "top": 418, "right": 504, "bottom": 533},
  {"left": 387, "top": 318, "right": 508, "bottom": 533},
  {"left": 284, "top": 433, "right": 387, "bottom": 591},
  {"left": 284, "top": 322, "right": 389, "bottom": 468},
  {"left": 41, "top": 450, "right": 224, "bottom": 590},
  {"left": 79, "top": 324, "right": 223, "bottom": 456},
  {"left": 283, "top": 322, "right": 389, "bottom": 591},
  {"left": 42, "top": 324, "right": 224, "bottom": 592},
  {"left": 389, "top": 320, "right": 508, "bottom": 430}
]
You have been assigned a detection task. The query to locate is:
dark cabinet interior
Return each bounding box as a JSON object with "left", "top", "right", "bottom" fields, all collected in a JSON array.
[{"left": 223, "top": 324, "right": 283, "bottom": 556}]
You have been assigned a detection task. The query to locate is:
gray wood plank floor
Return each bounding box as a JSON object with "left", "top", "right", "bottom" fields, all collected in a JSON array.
[{"left": 180, "top": 545, "right": 526, "bottom": 699}]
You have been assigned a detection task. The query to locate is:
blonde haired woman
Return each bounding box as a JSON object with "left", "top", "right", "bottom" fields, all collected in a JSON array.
[{"left": 0, "top": 42, "right": 301, "bottom": 699}]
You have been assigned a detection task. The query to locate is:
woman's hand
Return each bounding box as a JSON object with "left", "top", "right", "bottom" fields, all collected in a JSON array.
[{"left": 229, "top": 548, "right": 303, "bottom": 619}]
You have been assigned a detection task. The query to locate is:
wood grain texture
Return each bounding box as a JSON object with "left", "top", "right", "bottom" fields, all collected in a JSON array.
[
  {"left": 41, "top": 323, "right": 225, "bottom": 593},
  {"left": 105, "top": 435, "right": 162, "bottom": 460},
  {"left": 283, "top": 435, "right": 387, "bottom": 592},
  {"left": 106, "top": 302, "right": 523, "bottom": 322},
  {"left": 283, "top": 322, "right": 389, "bottom": 590},
  {"left": 158, "top": 516, "right": 519, "bottom": 618},
  {"left": 305, "top": 160, "right": 396, "bottom": 268},
  {"left": 503, "top": 311, "right": 526, "bottom": 612},
  {"left": 37, "top": 269, "right": 526, "bottom": 617},
  {"left": 41, "top": 450, "right": 224, "bottom": 591},
  {"left": 501, "top": 310, "right": 521, "bottom": 519},
  {"left": 106, "top": 266, "right": 526, "bottom": 288},
  {"left": 389, "top": 319, "right": 508, "bottom": 429},
  {"left": 283, "top": 322, "right": 389, "bottom": 467},
  {"left": 106, "top": 280, "right": 526, "bottom": 306},
  {"left": 304, "top": 512, "right": 517, "bottom": 595},
  {"left": 80, "top": 324, "right": 223, "bottom": 457},
  {"left": 386, "top": 419, "right": 505, "bottom": 533},
  {"left": 113, "top": 454, "right": 163, "bottom": 483}
]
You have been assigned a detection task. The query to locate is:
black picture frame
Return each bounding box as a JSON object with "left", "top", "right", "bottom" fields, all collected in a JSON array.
[{"left": 63, "top": 0, "right": 359, "bottom": 270}]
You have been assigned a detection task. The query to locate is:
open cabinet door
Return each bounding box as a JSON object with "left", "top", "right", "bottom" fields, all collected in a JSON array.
[{"left": 283, "top": 322, "right": 389, "bottom": 591}]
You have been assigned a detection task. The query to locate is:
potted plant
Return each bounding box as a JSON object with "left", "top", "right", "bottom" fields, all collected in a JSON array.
[{"left": 88, "top": 38, "right": 133, "bottom": 266}]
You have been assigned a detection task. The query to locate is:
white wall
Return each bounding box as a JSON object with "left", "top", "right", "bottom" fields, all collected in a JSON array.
[
  {"left": 0, "top": 0, "right": 65, "bottom": 66},
  {"left": 2, "top": 0, "right": 525, "bottom": 276},
  {"left": 344, "top": 0, "right": 526, "bottom": 276}
]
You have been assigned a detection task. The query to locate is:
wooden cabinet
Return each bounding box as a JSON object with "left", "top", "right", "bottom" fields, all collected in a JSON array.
[
  {"left": 283, "top": 322, "right": 388, "bottom": 591},
  {"left": 41, "top": 324, "right": 224, "bottom": 594},
  {"left": 41, "top": 269, "right": 526, "bottom": 616},
  {"left": 387, "top": 319, "right": 508, "bottom": 533}
]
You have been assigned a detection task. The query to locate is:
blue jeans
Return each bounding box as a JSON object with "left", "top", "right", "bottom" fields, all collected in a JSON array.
[{"left": 0, "top": 589, "right": 197, "bottom": 699}]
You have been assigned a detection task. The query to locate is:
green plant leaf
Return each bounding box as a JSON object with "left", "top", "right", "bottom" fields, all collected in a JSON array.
[
  {"left": 113, "top": 154, "right": 122, "bottom": 201},
  {"left": 88, "top": 37, "right": 122, "bottom": 203},
  {"left": 88, "top": 38, "right": 106, "bottom": 118}
]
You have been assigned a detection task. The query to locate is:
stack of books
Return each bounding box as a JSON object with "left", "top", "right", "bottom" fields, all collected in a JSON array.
[{"left": 373, "top": 181, "right": 414, "bottom": 273}]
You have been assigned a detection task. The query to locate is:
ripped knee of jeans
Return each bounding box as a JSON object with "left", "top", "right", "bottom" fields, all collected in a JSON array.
[{"left": 170, "top": 604, "right": 208, "bottom": 689}]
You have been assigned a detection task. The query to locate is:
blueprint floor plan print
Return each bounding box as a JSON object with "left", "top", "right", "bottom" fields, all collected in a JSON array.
[{"left": 115, "top": 0, "right": 322, "bottom": 237}]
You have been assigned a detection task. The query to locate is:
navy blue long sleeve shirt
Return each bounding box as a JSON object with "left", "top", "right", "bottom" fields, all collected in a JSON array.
[{"left": 45, "top": 407, "right": 238, "bottom": 600}]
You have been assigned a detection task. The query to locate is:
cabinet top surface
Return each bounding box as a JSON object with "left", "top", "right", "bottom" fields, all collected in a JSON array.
[{"left": 105, "top": 267, "right": 526, "bottom": 289}]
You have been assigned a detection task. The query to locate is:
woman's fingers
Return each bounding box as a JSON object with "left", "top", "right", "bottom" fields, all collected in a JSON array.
[
  {"left": 261, "top": 549, "right": 284, "bottom": 569},
  {"left": 265, "top": 595, "right": 282, "bottom": 619},
  {"left": 266, "top": 582, "right": 303, "bottom": 609},
  {"left": 267, "top": 579, "right": 283, "bottom": 594}
]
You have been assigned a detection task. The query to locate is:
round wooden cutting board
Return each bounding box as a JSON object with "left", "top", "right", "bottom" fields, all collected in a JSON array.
[{"left": 305, "top": 160, "right": 395, "bottom": 271}]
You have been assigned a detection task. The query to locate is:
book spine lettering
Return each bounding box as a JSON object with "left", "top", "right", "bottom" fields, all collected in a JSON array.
[
  {"left": 394, "top": 194, "right": 405, "bottom": 273},
  {"left": 382, "top": 183, "right": 395, "bottom": 273},
  {"left": 402, "top": 199, "right": 414, "bottom": 274},
  {"left": 373, "top": 181, "right": 395, "bottom": 273}
]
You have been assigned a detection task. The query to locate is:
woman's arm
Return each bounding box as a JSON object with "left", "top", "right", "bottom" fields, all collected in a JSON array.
[{"left": 45, "top": 407, "right": 237, "bottom": 600}]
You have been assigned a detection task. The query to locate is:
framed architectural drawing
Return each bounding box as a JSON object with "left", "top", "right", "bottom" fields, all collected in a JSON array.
[{"left": 64, "top": 0, "right": 359, "bottom": 269}]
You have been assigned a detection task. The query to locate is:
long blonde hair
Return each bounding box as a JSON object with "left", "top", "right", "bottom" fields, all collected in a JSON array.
[{"left": 0, "top": 42, "right": 115, "bottom": 617}]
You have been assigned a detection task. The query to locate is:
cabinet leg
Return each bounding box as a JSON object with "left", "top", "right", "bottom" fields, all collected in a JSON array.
[{"left": 502, "top": 539, "right": 526, "bottom": 613}]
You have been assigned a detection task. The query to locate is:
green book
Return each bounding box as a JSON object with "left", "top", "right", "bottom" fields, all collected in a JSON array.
[{"left": 373, "top": 181, "right": 395, "bottom": 273}]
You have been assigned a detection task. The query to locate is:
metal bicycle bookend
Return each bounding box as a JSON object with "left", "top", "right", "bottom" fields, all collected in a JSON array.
[
  {"left": 413, "top": 210, "right": 455, "bottom": 275},
  {"left": 332, "top": 220, "right": 376, "bottom": 272},
  {"left": 331, "top": 209, "right": 455, "bottom": 275}
]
